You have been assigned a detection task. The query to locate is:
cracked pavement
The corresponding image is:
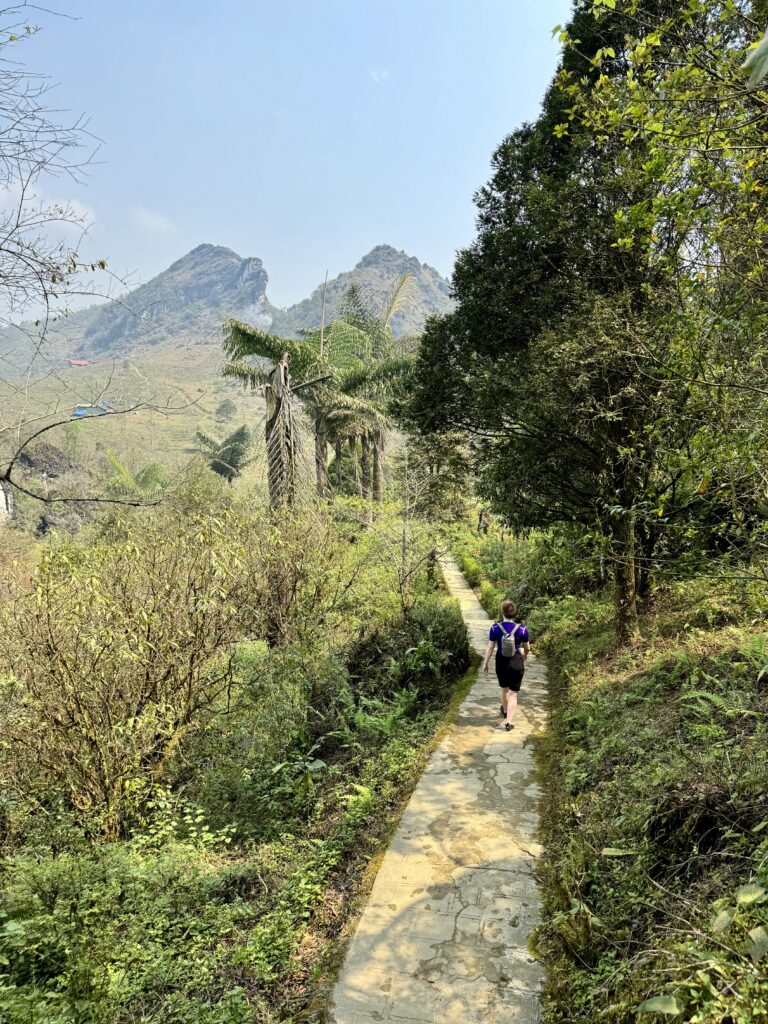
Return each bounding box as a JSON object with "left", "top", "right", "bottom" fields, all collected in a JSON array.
[{"left": 330, "top": 556, "right": 547, "bottom": 1024}]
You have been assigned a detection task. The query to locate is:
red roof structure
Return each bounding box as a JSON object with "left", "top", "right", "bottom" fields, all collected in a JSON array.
[{"left": 68, "top": 359, "right": 90, "bottom": 367}]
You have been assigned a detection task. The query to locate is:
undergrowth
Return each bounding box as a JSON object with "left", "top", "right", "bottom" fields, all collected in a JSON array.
[
  {"left": 535, "top": 579, "right": 768, "bottom": 1024},
  {"left": 0, "top": 502, "right": 471, "bottom": 1024},
  {"left": 0, "top": 624, "right": 473, "bottom": 1024}
]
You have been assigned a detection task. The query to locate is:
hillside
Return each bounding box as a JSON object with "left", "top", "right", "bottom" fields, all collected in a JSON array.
[
  {"left": 269, "top": 244, "right": 453, "bottom": 338},
  {"left": 82, "top": 244, "right": 272, "bottom": 354}
]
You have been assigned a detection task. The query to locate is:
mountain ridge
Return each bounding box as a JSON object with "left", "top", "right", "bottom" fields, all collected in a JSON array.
[
  {"left": 1, "top": 243, "right": 454, "bottom": 371},
  {"left": 269, "top": 244, "right": 453, "bottom": 339}
]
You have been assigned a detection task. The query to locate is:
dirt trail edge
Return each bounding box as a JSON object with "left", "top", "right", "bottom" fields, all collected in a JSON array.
[{"left": 330, "top": 555, "right": 547, "bottom": 1024}]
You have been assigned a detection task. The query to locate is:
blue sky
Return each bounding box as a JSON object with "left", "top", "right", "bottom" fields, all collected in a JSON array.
[{"left": 31, "top": 0, "right": 571, "bottom": 306}]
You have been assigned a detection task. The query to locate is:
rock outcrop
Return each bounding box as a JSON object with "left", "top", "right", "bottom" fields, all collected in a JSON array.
[
  {"left": 2, "top": 243, "right": 453, "bottom": 368},
  {"left": 0, "top": 480, "right": 14, "bottom": 523},
  {"left": 83, "top": 244, "right": 272, "bottom": 353}
]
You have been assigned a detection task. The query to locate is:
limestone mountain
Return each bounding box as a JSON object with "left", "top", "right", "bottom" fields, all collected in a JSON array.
[
  {"left": 2, "top": 243, "right": 452, "bottom": 369},
  {"left": 82, "top": 243, "right": 271, "bottom": 353},
  {"left": 269, "top": 245, "right": 453, "bottom": 338}
]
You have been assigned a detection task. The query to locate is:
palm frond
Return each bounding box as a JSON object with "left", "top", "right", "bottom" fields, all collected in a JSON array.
[
  {"left": 223, "top": 320, "right": 321, "bottom": 382},
  {"left": 381, "top": 272, "right": 415, "bottom": 328},
  {"left": 338, "top": 282, "right": 375, "bottom": 331},
  {"left": 105, "top": 449, "right": 137, "bottom": 495},
  {"left": 325, "top": 392, "right": 389, "bottom": 428},
  {"left": 134, "top": 462, "right": 171, "bottom": 492},
  {"left": 340, "top": 355, "right": 415, "bottom": 395},
  {"left": 195, "top": 429, "right": 220, "bottom": 455},
  {"left": 324, "top": 320, "right": 372, "bottom": 370},
  {"left": 221, "top": 361, "right": 270, "bottom": 390}
]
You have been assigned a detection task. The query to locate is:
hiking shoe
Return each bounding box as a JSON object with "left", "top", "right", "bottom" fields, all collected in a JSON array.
[
  {"left": 500, "top": 705, "right": 507, "bottom": 718},
  {"left": 505, "top": 722, "right": 513, "bottom": 732}
]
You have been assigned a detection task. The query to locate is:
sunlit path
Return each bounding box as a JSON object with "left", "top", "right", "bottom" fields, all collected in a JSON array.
[{"left": 331, "top": 555, "right": 547, "bottom": 1024}]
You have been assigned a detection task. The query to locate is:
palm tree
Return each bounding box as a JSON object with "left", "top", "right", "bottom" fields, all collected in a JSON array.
[
  {"left": 103, "top": 450, "right": 171, "bottom": 499},
  {"left": 195, "top": 424, "right": 252, "bottom": 484},
  {"left": 223, "top": 329, "right": 329, "bottom": 503},
  {"left": 222, "top": 274, "right": 415, "bottom": 501}
]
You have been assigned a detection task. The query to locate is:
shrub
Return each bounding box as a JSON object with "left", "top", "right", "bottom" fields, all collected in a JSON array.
[
  {"left": 479, "top": 580, "right": 504, "bottom": 619},
  {"left": 0, "top": 838, "right": 264, "bottom": 1023},
  {"left": 0, "top": 513, "right": 260, "bottom": 839},
  {"left": 345, "top": 593, "right": 469, "bottom": 705},
  {"left": 536, "top": 583, "right": 768, "bottom": 1023},
  {"left": 452, "top": 524, "right": 606, "bottom": 611},
  {"left": 456, "top": 552, "right": 483, "bottom": 588}
]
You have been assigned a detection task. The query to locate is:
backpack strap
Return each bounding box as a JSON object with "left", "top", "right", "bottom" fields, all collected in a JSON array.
[
  {"left": 497, "top": 621, "right": 524, "bottom": 644},
  {"left": 507, "top": 621, "right": 524, "bottom": 646}
]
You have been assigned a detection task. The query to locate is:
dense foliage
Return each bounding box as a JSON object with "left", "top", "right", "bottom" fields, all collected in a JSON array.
[
  {"left": 535, "top": 581, "right": 768, "bottom": 1023},
  {"left": 405, "top": 0, "right": 768, "bottom": 642},
  {"left": 0, "top": 483, "right": 470, "bottom": 1022}
]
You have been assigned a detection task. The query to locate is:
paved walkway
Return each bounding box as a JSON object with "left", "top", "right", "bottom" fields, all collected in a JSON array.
[{"left": 331, "top": 556, "right": 547, "bottom": 1024}]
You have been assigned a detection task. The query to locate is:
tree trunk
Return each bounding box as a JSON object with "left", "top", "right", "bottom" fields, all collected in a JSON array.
[
  {"left": 314, "top": 414, "right": 329, "bottom": 498},
  {"left": 335, "top": 439, "right": 343, "bottom": 490},
  {"left": 348, "top": 437, "right": 361, "bottom": 496},
  {"left": 361, "top": 432, "right": 371, "bottom": 499},
  {"left": 613, "top": 511, "right": 640, "bottom": 643},
  {"left": 265, "top": 354, "right": 296, "bottom": 509},
  {"left": 635, "top": 520, "right": 656, "bottom": 603},
  {"left": 373, "top": 430, "right": 385, "bottom": 502}
]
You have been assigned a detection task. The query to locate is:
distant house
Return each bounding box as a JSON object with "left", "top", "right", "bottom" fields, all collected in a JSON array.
[
  {"left": 72, "top": 402, "right": 113, "bottom": 418},
  {"left": 68, "top": 359, "right": 90, "bottom": 367}
]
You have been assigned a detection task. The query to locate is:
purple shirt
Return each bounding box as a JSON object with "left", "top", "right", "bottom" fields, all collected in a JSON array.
[{"left": 489, "top": 621, "right": 529, "bottom": 650}]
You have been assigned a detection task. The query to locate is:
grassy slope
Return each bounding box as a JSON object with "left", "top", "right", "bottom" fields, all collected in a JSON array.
[
  {"left": 532, "top": 581, "right": 768, "bottom": 1023},
  {"left": 1, "top": 342, "right": 263, "bottom": 472}
]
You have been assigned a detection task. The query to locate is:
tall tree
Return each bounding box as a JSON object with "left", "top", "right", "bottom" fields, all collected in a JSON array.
[
  {"left": 223, "top": 276, "right": 414, "bottom": 502},
  {"left": 404, "top": 0, "right": 696, "bottom": 639}
]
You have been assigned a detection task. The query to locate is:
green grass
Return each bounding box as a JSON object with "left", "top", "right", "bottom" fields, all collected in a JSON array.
[{"left": 1, "top": 342, "right": 266, "bottom": 476}]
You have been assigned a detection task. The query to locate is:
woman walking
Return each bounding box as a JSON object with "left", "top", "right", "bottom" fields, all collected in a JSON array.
[{"left": 482, "top": 600, "right": 530, "bottom": 731}]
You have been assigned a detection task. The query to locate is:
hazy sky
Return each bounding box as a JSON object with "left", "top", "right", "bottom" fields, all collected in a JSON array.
[{"left": 30, "top": 0, "right": 571, "bottom": 306}]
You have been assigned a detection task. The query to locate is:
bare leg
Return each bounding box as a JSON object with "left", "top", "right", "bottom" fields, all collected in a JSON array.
[
  {"left": 500, "top": 688, "right": 510, "bottom": 719},
  {"left": 507, "top": 691, "right": 519, "bottom": 720}
]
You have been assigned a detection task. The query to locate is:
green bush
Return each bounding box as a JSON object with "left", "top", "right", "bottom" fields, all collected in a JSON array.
[
  {"left": 451, "top": 524, "right": 605, "bottom": 611},
  {"left": 0, "top": 490, "right": 473, "bottom": 1022},
  {"left": 479, "top": 580, "right": 504, "bottom": 619},
  {"left": 345, "top": 593, "right": 469, "bottom": 705},
  {"left": 0, "top": 839, "right": 261, "bottom": 1023},
  {"left": 456, "top": 551, "right": 483, "bottom": 588}
]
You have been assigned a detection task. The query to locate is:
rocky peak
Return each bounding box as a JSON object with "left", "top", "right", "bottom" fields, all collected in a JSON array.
[
  {"left": 83, "top": 244, "right": 269, "bottom": 353},
  {"left": 268, "top": 244, "right": 453, "bottom": 338}
]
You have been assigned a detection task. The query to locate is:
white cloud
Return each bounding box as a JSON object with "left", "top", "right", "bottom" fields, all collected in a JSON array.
[
  {"left": 369, "top": 69, "right": 389, "bottom": 84},
  {"left": 130, "top": 206, "right": 176, "bottom": 234}
]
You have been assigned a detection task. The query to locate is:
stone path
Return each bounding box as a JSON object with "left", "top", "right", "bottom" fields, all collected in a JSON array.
[{"left": 330, "top": 556, "right": 547, "bottom": 1024}]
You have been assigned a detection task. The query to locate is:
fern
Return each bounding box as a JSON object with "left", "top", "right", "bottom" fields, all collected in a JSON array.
[{"left": 679, "top": 689, "right": 760, "bottom": 720}]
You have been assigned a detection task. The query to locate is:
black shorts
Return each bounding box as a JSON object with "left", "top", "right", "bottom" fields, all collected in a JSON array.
[{"left": 496, "top": 655, "right": 524, "bottom": 692}]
